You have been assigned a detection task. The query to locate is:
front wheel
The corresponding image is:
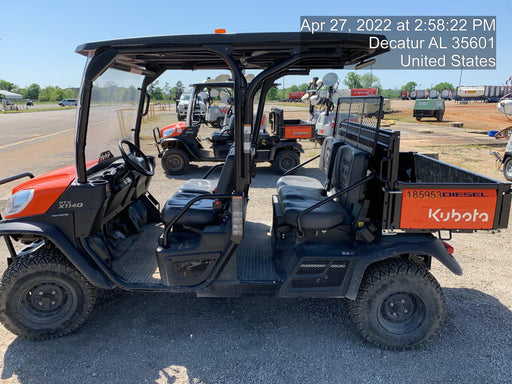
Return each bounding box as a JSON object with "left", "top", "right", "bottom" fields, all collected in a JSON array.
[
  {"left": 161, "top": 148, "right": 189, "bottom": 175},
  {"left": 349, "top": 258, "right": 446, "bottom": 350},
  {"left": 272, "top": 149, "right": 300, "bottom": 175},
  {"left": 503, "top": 157, "right": 512, "bottom": 181},
  {"left": 0, "top": 247, "right": 97, "bottom": 340}
]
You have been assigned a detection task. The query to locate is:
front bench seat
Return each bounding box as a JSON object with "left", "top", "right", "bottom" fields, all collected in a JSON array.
[
  {"left": 177, "top": 147, "right": 235, "bottom": 194},
  {"left": 161, "top": 151, "right": 235, "bottom": 226}
]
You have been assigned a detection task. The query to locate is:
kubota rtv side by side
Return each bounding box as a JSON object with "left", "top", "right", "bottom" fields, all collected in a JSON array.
[
  {"left": 0, "top": 32, "right": 510, "bottom": 350},
  {"left": 153, "top": 79, "right": 312, "bottom": 175}
]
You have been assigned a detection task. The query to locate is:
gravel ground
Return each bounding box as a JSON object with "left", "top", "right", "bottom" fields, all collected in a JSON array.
[{"left": 0, "top": 114, "right": 511, "bottom": 383}]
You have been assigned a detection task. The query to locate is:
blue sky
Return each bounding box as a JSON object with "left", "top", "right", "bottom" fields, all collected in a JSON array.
[{"left": 1, "top": 0, "right": 510, "bottom": 90}]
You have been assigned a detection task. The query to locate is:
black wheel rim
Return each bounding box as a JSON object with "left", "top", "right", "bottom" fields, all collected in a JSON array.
[
  {"left": 377, "top": 291, "right": 426, "bottom": 335},
  {"left": 165, "top": 154, "right": 184, "bottom": 172},
  {"left": 17, "top": 279, "right": 78, "bottom": 326},
  {"left": 279, "top": 156, "right": 295, "bottom": 171}
]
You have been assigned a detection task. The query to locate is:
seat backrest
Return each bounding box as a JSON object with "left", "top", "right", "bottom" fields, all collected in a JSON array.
[
  {"left": 318, "top": 136, "right": 344, "bottom": 190},
  {"left": 214, "top": 146, "right": 235, "bottom": 195},
  {"left": 269, "top": 107, "right": 284, "bottom": 135},
  {"left": 330, "top": 145, "right": 369, "bottom": 223}
]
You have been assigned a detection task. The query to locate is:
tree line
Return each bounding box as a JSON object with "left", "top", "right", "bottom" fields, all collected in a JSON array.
[
  {"left": 0, "top": 80, "right": 78, "bottom": 101},
  {"left": 1, "top": 75, "right": 455, "bottom": 103}
]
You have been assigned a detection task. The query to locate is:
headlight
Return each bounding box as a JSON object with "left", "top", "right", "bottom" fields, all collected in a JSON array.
[
  {"left": 162, "top": 128, "right": 175, "bottom": 137},
  {"left": 6, "top": 189, "right": 34, "bottom": 216}
]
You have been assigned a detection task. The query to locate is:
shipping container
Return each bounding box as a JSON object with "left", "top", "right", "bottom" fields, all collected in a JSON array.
[{"left": 288, "top": 91, "right": 305, "bottom": 100}]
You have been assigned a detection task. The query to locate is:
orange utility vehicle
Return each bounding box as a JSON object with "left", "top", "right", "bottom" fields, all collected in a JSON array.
[{"left": 0, "top": 32, "right": 510, "bottom": 350}]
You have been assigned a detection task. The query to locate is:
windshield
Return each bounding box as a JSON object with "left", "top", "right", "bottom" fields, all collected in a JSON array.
[{"left": 85, "top": 68, "right": 144, "bottom": 165}]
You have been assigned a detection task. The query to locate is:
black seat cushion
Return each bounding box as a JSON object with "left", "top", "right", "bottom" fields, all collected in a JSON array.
[
  {"left": 279, "top": 192, "right": 350, "bottom": 229},
  {"left": 277, "top": 144, "right": 369, "bottom": 231},
  {"left": 318, "top": 137, "right": 344, "bottom": 189},
  {"left": 211, "top": 130, "right": 232, "bottom": 145},
  {"left": 277, "top": 175, "right": 324, "bottom": 193},
  {"left": 161, "top": 192, "right": 216, "bottom": 226},
  {"left": 175, "top": 148, "right": 235, "bottom": 195},
  {"left": 276, "top": 137, "right": 343, "bottom": 193},
  {"left": 179, "top": 179, "right": 218, "bottom": 194},
  {"left": 331, "top": 145, "right": 369, "bottom": 204},
  {"left": 161, "top": 148, "right": 235, "bottom": 227}
]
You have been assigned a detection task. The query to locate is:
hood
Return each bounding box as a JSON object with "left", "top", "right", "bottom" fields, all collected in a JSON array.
[
  {"left": 6, "top": 162, "right": 97, "bottom": 219},
  {"left": 160, "top": 121, "right": 187, "bottom": 138}
]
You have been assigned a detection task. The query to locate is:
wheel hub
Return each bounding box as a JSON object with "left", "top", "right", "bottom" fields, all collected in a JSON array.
[
  {"left": 281, "top": 158, "right": 293, "bottom": 169},
  {"left": 28, "top": 283, "right": 66, "bottom": 312},
  {"left": 169, "top": 156, "right": 183, "bottom": 168},
  {"left": 382, "top": 293, "right": 416, "bottom": 322}
]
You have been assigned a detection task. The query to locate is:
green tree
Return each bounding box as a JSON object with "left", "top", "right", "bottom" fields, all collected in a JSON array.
[
  {"left": 360, "top": 73, "right": 381, "bottom": 88},
  {"left": 23, "top": 83, "right": 40, "bottom": 100},
  {"left": 433, "top": 82, "right": 455, "bottom": 92},
  {"left": 343, "top": 72, "right": 362, "bottom": 89},
  {"left": 175, "top": 81, "right": 185, "bottom": 101},
  {"left": 0, "top": 80, "right": 14, "bottom": 91},
  {"left": 380, "top": 88, "right": 401, "bottom": 98},
  {"left": 401, "top": 81, "right": 417, "bottom": 92},
  {"left": 163, "top": 82, "right": 171, "bottom": 99},
  {"left": 266, "top": 87, "right": 279, "bottom": 100},
  {"left": 148, "top": 81, "right": 165, "bottom": 101},
  {"left": 38, "top": 86, "right": 54, "bottom": 101},
  {"left": 298, "top": 83, "right": 309, "bottom": 92}
]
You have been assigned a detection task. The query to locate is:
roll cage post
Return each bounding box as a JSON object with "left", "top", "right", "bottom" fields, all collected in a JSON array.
[{"left": 75, "top": 49, "right": 118, "bottom": 184}]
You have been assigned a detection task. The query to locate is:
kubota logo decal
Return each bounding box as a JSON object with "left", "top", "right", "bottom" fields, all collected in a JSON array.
[
  {"left": 428, "top": 208, "right": 489, "bottom": 223},
  {"left": 400, "top": 188, "right": 497, "bottom": 230}
]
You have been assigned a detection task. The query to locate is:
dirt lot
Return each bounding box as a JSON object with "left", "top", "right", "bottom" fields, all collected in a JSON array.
[
  {"left": 388, "top": 98, "right": 512, "bottom": 132},
  {"left": 0, "top": 105, "right": 511, "bottom": 383}
]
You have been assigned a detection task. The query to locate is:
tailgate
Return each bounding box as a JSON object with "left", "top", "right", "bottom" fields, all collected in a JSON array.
[{"left": 385, "top": 153, "right": 512, "bottom": 231}]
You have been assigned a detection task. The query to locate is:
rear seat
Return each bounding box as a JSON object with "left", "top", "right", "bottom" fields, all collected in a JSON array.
[
  {"left": 276, "top": 136, "right": 344, "bottom": 196},
  {"left": 277, "top": 144, "right": 369, "bottom": 231}
]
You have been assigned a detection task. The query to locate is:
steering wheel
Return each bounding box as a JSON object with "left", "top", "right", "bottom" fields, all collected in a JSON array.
[{"left": 118, "top": 139, "right": 154, "bottom": 176}]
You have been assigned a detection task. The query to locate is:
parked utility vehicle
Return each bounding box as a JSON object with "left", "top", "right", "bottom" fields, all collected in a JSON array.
[
  {"left": 413, "top": 99, "right": 445, "bottom": 121},
  {"left": 0, "top": 32, "right": 510, "bottom": 350},
  {"left": 176, "top": 93, "right": 206, "bottom": 121},
  {"left": 154, "top": 80, "right": 309, "bottom": 175}
]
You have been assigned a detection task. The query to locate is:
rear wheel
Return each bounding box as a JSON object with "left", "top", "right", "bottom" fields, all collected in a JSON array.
[
  {"left": 161, "top": 148, "right": 189, "bottom": 175},
  {"left": 415, "top": 117, "right": 421, "bottom": 121},
  {"left": 0, "top": 247, "right": 96, "bottom": 340},
  {"left": 349, "top": 258, "right": 445, "bottom": 350},
  {"left": 503, "top": 157, "right": 512, "bottom": 181},
  {"left": 436, "top": 111, "right": 444, "bottom": 122},
  {"left": 272, "top": 149, "right": 300, "bottom": 175}
]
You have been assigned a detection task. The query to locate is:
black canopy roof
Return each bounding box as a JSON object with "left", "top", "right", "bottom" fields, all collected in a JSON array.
[{"left": 75, "top": 32, "right": 389, "bottom": 72}]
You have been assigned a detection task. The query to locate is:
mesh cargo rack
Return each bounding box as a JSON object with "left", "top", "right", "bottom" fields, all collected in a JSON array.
[{"left": 334, "top": 96, "right": 384, "bottom": 155}]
